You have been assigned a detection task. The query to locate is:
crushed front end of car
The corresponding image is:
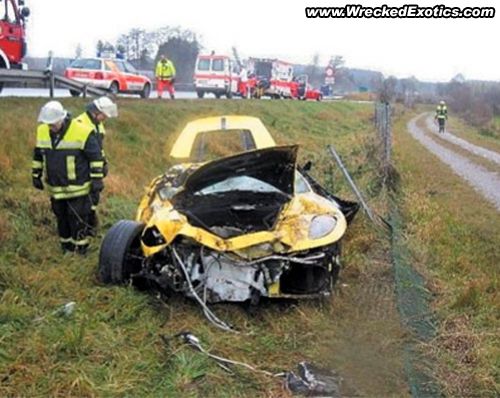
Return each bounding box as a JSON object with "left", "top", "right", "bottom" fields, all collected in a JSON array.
[{"left": 99, "top": 144, "right": 358, "bottom": 307}]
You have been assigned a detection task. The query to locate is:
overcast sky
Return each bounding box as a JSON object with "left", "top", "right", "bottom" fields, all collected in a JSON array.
[{"left": 26, "top": 0, "right": 498, "bottom": 82}]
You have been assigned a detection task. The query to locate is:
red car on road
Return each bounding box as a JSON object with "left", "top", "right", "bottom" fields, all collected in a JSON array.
[
  {"left": 64, "top": 57, "right": 152, "bottom": 98},
  {"left": 291, "top": 75, "right": 323, "bottom": 101}
]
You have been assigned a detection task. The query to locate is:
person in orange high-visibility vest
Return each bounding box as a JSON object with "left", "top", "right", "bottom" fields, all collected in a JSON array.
[{"left": 155, "top": 54, "right": 176, "bottom": 99}]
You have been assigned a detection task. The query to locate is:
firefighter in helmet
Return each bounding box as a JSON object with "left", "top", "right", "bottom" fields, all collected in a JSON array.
[
  {"left": 76, "top": 96, "right": 118, "bottom": 234},
  {"left": 32, "top": 101, "right": 105, "bottom": 254},
  {"left": 155, "top": 54, "right": 176, "bottom": 99},
  {"left": 435, "top": 100, "right": 448, "bottom": 133}
]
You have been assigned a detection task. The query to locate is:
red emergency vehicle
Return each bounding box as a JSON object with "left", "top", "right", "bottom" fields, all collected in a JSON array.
[
  {"left": 247, "top": 58, "right": 294, "bottom": 99},
  {"left": 0, "top": 0, "right": 29, "bottom": 91},
  {"left": 291, "top": 75, "right": 323, "bottom": 101}
]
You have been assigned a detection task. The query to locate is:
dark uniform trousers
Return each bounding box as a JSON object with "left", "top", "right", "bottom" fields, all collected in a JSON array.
[{"left": 51, "top": 195, "right": 92, "bottom": 253}]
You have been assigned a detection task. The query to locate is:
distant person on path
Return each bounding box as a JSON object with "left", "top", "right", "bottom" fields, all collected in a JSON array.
[
  {"left": 155, "top": 54, "right": 176, "bottom": 99},
  {"left": 76, "top": 97, "right": 118, "bottom": 235},
  {"left": 32, "top": 101, "right": 105, "bottom": 254},
  {"left": 435, "top": 100, "right": 448, "bottom": 133}
]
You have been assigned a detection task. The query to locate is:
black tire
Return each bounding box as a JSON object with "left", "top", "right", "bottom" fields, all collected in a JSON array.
[
  {"left": 69, "top": 89, "right": 81, "bottom": 97},
  {"left": 140, "top": 83, "right": 151, "bottom": 99},
  {"left": 317, "top": 94, "right": 323, "bottom": 102},
  {"left": 0, "top": 82, "right": 3, "bottom": 94},
  {"left": 226, "top": 90, "right": 233, "bottom": 99},
  {"left": 214, "top": 92, "right": 221, "bottom": 99},
  {"left": 99, "top": 220, "right": 144, "bottom": 284},
  {"left": 109, "top": 81, "right": 119, "bottom": 95},
  {"left": 197, "top": 90, "right": 204, "bottom": 99}
]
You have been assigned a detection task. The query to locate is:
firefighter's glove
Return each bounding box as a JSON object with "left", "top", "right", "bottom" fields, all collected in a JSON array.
[
  {"left": 32, "top": 177, "right": 44, "bottom": 191},
  {"left": 91, "top": 179, "right": 104, "bottom": 193}
]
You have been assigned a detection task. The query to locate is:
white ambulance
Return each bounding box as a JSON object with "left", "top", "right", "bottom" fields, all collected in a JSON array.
[{"left": 193, "top": 54, "right": 239, "bottom": 99}]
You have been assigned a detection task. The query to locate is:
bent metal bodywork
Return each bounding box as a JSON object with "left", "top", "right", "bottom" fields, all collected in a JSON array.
[{"left": 99, "top": 116, "right": 358, "bottom": 305}]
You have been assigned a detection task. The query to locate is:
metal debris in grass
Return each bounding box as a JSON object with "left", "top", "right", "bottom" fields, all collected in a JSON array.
[
  {"left": 162, "top": 331, "right": 343, "bottom": 397},
  {"left": 33, "top": 301, "right": 76, "bottom": 323}
]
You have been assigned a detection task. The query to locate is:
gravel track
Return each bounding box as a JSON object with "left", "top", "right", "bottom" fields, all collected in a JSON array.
[
  {"left": 424, "top": 114, "right": 500, "bottom": 166},
  {"left": 408, "top": 115, "right": 500, "bottom": 211}
]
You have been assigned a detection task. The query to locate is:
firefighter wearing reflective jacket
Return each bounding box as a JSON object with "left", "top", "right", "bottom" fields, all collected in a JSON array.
[
  {"left": 435, "top": 100, "right": 448, "bottom": 133},
  {"left": 32, "top": 101, "right": 105, "bottom": 254},
  {"left": 155, "top": 54, "right": 176, "bottom": 99},
  {"left": 76, "top": 97, "right": 118, "bottom": 235}
]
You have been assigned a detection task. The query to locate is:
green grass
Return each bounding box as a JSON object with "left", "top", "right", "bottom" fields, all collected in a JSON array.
[
  {"left": 0, "top": 98, "right": 409, "bottom": 396},
  {"left": 393, "top": 108, "right": 500, "bottom": 397}
]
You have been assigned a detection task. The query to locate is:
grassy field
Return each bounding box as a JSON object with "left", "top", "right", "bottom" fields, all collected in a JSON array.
[
  {"left": 0, "top": 98, "right": 410, "bottom": 396},
  {"left": 393, "top": 108, "right": 500, "bottom": 397}
]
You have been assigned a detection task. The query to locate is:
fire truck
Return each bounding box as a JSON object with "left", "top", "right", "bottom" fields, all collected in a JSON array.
[
  {"left": 247, "top": 58, "right": 294, "bottom": 99},
  {"left": 0, "top": 0, "right": 29, "bottom": 92}
]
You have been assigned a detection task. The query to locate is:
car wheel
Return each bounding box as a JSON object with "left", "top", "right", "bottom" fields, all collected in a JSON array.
[
  {"left": 98, "top": 220, "right": 144, "bottom": 284},
  {"left": 140, "top": 83, "right": 151, "bottom": 99},
  {"left": 317, "top": 94, "right": 323, "bottom": 102},
  {"left": 215, "top": 93, "right": 221, "bottom": 99},
  {"left": 69, "top": 89, "right": 81, "bottom": 97},
  {"left": 109, "top": 81, "right": 119, "bottom": 96},
  {"left": 197, "top": 90, "right": 204, "bottom": 99},
  {"left": 226, "top": 90, "right": 233, "bottom": 99}
]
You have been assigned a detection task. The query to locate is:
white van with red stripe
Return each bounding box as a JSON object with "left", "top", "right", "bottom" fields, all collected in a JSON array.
[
  {"left": 193, "top": 54, "right": 239, "bottom": 99},
  {"left": 247, "top": 58, "right": 294, "bottom": 99}
]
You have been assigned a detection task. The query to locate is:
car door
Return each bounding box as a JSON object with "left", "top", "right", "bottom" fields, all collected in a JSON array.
[
  {"left": 112, "top": 60, "right": 130, "bottom": 91},
  {"left": 123, "top": 61, "right": 144, "bottom": 91}
]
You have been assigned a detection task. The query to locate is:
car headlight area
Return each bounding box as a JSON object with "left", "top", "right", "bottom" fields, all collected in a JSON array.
[{"left": 308, "top": 215, "right": 337, "bottom": 240}]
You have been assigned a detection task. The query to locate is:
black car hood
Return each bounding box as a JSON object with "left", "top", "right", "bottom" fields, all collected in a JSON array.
[{"left": 179, "top": 145, "right": 298, "bottom": 196}]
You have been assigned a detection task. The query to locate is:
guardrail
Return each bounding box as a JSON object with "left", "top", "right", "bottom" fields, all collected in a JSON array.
[{"left": 0, "top": 68, "right": 107, "bottom": 97}]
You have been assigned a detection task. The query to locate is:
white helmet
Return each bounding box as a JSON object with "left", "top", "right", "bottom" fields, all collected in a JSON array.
[
  {"left": 38, "top": 101, "right": 68, "bottom": 124},
  {"left": 440, "top": 100, "right": 445, "bottom": 105},
  {"left": 93, "top": 96, "right": 118, "bottom": 118}
]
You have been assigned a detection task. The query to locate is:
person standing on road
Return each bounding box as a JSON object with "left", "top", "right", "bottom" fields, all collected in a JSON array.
[
  {"left": 76, "top": 96, "right": 118, "bottom": 235},
  {"left": 155, "top": 54, "right": 176, "bottom": 99},
  {"left": 32, "top": 101, "right": 105, "bottom": 254},
  {"left": 435, "top": 100, "right": 448, "bottom": 133}
]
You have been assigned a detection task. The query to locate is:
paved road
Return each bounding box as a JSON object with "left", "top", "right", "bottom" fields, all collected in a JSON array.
[
  {"left": 408, "top": 114, "right": 500, "bottom": 211},
  {"left": 0, "top": 88, "right": 200, "bottom": 99},
  {"left": 424, "top": 115, "right": 500, "bottom": 166}
]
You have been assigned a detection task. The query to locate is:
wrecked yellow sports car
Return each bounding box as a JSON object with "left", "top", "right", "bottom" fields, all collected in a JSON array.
[{"left": 98, "top": 116, "right": 358, "bottom": 305}]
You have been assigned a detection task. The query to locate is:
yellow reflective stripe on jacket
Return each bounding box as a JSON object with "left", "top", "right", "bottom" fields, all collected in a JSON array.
[
  {"left": 46, "top": 181, "right": 91, "bottom": 199},
  {"left": 90, "top": 161, "right": 104, "bottom": 168},
  {"left": 32, "top": 160, "right": 43, "bottom": 169},
  {"left": 66, "top": 156, "right": 76, "bottom": 180},
  {"left": 36, "top": 139, "right": 52, "bottom": 148}
]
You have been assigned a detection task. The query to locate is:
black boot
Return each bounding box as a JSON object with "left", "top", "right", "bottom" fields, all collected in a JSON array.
[{"left": 61, "top": 241, "right": 76, "bottom": 253}]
